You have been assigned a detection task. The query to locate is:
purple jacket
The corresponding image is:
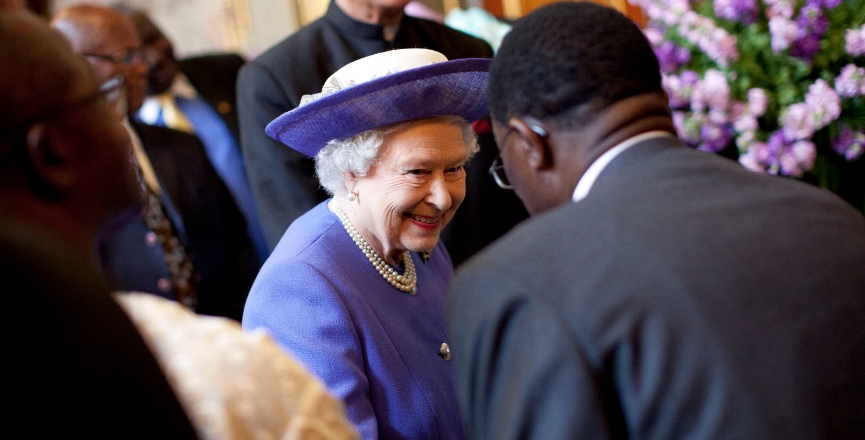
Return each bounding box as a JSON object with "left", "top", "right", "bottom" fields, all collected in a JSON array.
[{"left": 243, "top": 201, "right": 465, "bottom": 439}]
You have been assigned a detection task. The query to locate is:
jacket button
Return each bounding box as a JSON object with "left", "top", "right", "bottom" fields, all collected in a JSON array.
[
  {"left": 157, "top": 277, "right": 172, "bottom": 292},
  {"left": 145, "top": 231, "right": 159, "bottom": 246},
  {"left": 438, "top": 343, "right": 451, "bottom": 361}
]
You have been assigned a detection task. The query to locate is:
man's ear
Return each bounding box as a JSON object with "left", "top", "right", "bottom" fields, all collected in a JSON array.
[
  {"left": 509, "top": 117, "right": 553, "bottom": 171},
  {"left": 25, "top": 122, "right": 77, "bottom": 195}
]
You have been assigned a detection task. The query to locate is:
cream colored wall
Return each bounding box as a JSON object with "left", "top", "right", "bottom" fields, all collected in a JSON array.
[{"left": 51, "top": 0, "right": 300, "bottom": 58}]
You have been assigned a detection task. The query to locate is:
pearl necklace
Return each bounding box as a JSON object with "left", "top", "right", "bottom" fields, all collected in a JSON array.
[{"left": 333, "top": 205, "right": 417, "bottom": 294}]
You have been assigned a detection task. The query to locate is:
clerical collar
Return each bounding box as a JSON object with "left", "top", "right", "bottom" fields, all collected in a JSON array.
[{"left": 324, "top": 0, "right": 401, "bottom": 45}]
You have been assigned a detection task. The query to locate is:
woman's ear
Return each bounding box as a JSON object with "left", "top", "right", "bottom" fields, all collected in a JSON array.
[
  {"left": 509, "top": 117, "right": 553, "bottom": 171},
  {"left": 342, "top": 171, "right": 359, "bottom": 193},
  {"left": 25, "top": 121, "right": 78, "bottom": 195}
]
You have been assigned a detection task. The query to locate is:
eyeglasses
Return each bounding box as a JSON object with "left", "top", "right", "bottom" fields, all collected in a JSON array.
[
  {"left": 1, "top": 76, "right": 124, "bottom": 147},
  {"left": 99, "top": 75, "right": 127, "bottom": 117},
  {"left": 488, "top": 120, "right": 548, "bottom": 190},
  {"left": 82, "top": 49, "right": 142, "bottom": 65},
  {"left": 489, "top": 155, "right": 513, "bottom": 190}
]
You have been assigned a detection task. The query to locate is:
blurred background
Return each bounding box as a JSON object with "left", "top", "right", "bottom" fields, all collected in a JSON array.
[{"left": 23, "top": 0, "right": 641, "bottom": 58}]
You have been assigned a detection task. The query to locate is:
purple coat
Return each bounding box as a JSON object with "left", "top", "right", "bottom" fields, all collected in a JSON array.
[{"left": 243, "top": 201, "right": 465, "bottom": 439}]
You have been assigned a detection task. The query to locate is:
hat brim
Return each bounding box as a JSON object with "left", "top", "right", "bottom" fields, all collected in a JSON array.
[{"left": 265, "top": 58, "right": 491, "bottom": 157}]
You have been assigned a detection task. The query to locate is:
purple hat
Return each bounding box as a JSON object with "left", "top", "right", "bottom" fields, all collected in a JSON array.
[{"left": 265, "top": 49, "right": 491, "bottom": 156}]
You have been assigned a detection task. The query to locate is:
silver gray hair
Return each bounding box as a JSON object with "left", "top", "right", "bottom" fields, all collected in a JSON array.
[{"left": 315, "top": 115, "right": 479, "bottom": 196}]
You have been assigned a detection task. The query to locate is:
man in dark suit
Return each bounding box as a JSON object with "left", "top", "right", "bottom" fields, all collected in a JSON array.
[
  {"left": 119, "top": 7, "right": 268, "bottom": 261},
  {"left": 52, "top": 5, "right": 260, "bottom": 321},
  {"left": 449, "top": 3, "right": 865, "bottom": 439},
  {"left": 0, "top": 10, "right": 197, "bottom": 436},
  {"left": 237, "top": 0, "right": 528, "bottom": 264}
]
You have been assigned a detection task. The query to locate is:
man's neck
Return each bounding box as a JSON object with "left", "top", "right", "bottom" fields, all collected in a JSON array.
[{"left": 334, "top": 0, "right": 404, "bottom": 27}]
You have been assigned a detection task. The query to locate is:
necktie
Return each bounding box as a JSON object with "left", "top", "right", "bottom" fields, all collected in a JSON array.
[
  {"left": 141, "top": 186, "right": 199, "bottom": 309},
  {"left": 156, "top": 93, "right": 195, "bottom": 134},
  {"left": 124, "top": 121, "right": 199, "bottom": 309}
]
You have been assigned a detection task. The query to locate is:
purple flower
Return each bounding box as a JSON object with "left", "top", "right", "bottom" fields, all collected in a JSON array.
[
  {"left": 797, "top": 4, "right": 829, "bottom": 36},
  {"left": 691, "top": 69, "right": 731, "bottom": 112},
  {"left": 821, "top": 0, "right": 842, "bottom": 9},
  {"left": 714, "top": 0, "right": 758, "bottom": 25},
  {"left": 791, "top": 33, "right": 822, "bottom": 60},
  {"left": 672, "top": 111, "right": 690, "bottom": 141},
  {"left": 699, "top": 122, "right": 733, "bottom": 152},
  {"left": 656, "top": 41, "right": 687, "bottom": 72},
  {"left": 663, "top": 73, "right": 692, "bottom": 108},
  {"left": 833, "top": 125, "right": 865, "bottom": 161}
]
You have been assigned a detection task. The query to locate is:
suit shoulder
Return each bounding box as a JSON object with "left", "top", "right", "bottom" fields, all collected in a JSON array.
[
  {"left": 403, "top": 16, "right": 493, "bottom": 58},
  {"left": 250, "top": 18, "right": 330, "bottom": 68}
]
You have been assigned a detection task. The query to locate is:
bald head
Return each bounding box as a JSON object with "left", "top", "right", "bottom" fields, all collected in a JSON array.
[
  {"left": 51, "top": 5, "right": 130, "bottom": 54},
  {"left": 51, "top": 4, "right": 147, "bottom": 112},
  {"left": 0, "top": 9, "right": 96, "bottom": 136},
  {"left": 0, "top": 8, "right": 143, "bottom": 249}
]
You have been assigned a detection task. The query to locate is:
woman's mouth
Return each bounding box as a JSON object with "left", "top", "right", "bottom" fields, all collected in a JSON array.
[{"left": 408, "top": 213, "right": 440, "bottom": 229}]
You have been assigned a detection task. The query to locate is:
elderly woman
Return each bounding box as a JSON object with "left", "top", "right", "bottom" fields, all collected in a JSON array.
[{"left": 242, "top": 49, "right": 489, "bottom": 439}]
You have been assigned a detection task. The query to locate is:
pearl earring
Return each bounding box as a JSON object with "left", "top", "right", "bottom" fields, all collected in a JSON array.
[{"left": 347, "top": 191, "right": 357, "bottom": 202}]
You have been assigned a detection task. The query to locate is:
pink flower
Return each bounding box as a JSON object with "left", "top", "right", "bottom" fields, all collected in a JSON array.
[
  {"left": 738, "top": 150, "right": 763, "bottom": 172},
  {"left": 733, "top": 113, "right": 758, "bottom": 133},
  {"left": 691, "top": 69, "right": 730, "bottom": 112},
  {"left": 777, "top": 141, "right": 816, "bottom": 177},
  {"left": 764, "top": 0, "right": 794, "bottom": 19},
  {"left": 769, "top": 17, "right": 800, "bottom": 52},
  {"left": 805, "top": 80, "right": 841, "bottom": 127},
  {"left": 747, "top": 88, "right": 768, "bottom": 116},
  {"left": 834, "top": 64, "right": 865, "bottom": 98},
  {"left": 846, "top": 27, "right": 865, "bottom": 57},
  {"left": 790, "top": 140, "right": 817, "bottom": 169},
  {"left": 780, "top": 103, "right": 817, "bottom": 141}
]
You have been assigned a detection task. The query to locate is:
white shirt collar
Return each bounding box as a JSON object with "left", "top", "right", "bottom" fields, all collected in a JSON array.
[
  {"left": 137, "top": 74, "right": 197, "bottom": 124},
  {"left": 571, "top": 131, "right": 676, "bottom": 202}
]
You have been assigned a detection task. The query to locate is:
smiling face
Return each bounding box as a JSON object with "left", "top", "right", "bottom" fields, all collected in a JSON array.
[{"left": 346, "top": 120, "right": 469, "bottom": 263}]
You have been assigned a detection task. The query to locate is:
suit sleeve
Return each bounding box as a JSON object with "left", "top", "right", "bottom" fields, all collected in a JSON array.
[
  {"left": 236, "top": 61, "right": 327, "bottom": 250},
  {"left": 242, "top": 259, "right": 377, "bottom": 438},
  {"left": 449, "top": 265, "right": 613, "bottom": 440}
]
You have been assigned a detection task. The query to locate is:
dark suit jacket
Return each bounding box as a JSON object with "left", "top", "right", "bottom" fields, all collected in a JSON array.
[
  {"left": 450, "top": 137, "right": 865, "bottom": 439},
  {"left": 100, "top": 122, "right": 260, "bottom": 321},
  {"left": 1, "top": 219, "right": 198, "bottom": 438},
  {"left": 179, "top": 53, "right": 245, "bottom": 142},
  {"left": 237, "top": 0, "right": 527, "bottom": 262}
]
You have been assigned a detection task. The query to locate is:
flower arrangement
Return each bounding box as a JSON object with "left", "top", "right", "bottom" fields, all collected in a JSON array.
[{"left": 629, "top": 0, "right": 865, "bottom": 211}]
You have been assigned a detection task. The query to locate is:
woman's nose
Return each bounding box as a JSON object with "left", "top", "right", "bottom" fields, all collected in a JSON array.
[{"left": 425, "top": 175, "right": 452, "bottom": 211}]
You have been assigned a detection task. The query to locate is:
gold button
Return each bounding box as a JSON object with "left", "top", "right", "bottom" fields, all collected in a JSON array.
[{"left": 438, "top": 343, "right": 451, "bottom": 361}]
